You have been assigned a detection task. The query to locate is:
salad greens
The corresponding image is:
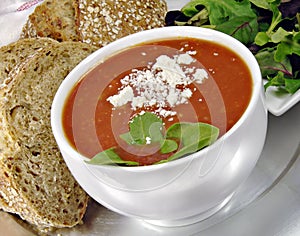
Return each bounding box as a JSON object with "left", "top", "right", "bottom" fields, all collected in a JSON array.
[
  {"left": 165, "top": 0, "right": 300, "bottom": 94},
  {"left": 85, "top": 112, "right": 219, "bottom": 166}
]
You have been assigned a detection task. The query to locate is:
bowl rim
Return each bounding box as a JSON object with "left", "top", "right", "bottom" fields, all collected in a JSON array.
[{"left": 51, "top": 26, "right": 263, "bottom": 171}]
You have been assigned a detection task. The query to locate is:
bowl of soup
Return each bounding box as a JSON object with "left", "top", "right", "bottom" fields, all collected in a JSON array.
[{"left": 51, "top": 26, "right": 268, "bottom": 226}]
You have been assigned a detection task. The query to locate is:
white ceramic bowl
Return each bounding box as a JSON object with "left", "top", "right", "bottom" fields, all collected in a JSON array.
[{"left": 51, "top": 26, "right": 268, "bottom": 226}]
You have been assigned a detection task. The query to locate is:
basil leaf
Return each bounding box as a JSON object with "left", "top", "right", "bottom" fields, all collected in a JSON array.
[
  {"left": 128, "top": 112, "right": 164, "bottom": 145},
  {"left": 160, "top": 139, "right": 178, "bottom": 154},
  {"left": 87, "top": 112, "right": 219, "bottom": 166},
  {"left": 119, "top": 132, "right": 135, "bottom": 144},
  {"left": 165, "top": 122, "right": 219, "bottom": 161},
  {"left": 85, "top": 147, "right": 139, "bottom": 166}
]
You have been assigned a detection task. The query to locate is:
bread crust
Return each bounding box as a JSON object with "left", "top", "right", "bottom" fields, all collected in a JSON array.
[
  {"left": 73, "top": 0, "right": 167, "bottom": 47},
  {"left": 20, "top": 0, "right": 79, "bottom": 42},
  {"left": 20, "top": 0, "right": 167, "bottom": 47},
  {"left": 0, "top": 41, "right": 97, "bottom": 230}
]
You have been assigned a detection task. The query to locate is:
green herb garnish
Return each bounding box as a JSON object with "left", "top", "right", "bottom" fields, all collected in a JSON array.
[
  {"left": 165, "top": 0, "right": 300, "bottom": 94},
  {"left": 120, "top": 112, "right": 164, "bottom": 145},
  {"left": 85, "top": 112, "right": 219, "bottom": 166},
  {"left": 157, "top": 122, "right": 219, "bottom": 164},
  {"left": 86, "top": 147, "right": 139, "bottom": 166}
]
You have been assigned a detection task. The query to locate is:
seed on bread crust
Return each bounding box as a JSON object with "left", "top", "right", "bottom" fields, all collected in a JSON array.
[{"left": 74, "top": 0, "right": 167, "bottom": 47}]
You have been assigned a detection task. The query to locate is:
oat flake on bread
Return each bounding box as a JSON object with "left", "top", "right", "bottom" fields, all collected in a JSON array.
[{"left": 74, "top": 0, "right": 167, "bottom": 47}]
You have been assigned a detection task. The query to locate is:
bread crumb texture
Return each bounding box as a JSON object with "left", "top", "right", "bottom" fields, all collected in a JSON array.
[
  {"left": 0, "top": 40, "right": 97, "bottom": 230},
  {"left": 0, "top": 38, "right": 58, "bottom": 88},
  {"left": 74, "top": 0, "right": 167, "bottom": 47},
  {"left": 20, "top": 0, "right": 79, "bottom": 42}
]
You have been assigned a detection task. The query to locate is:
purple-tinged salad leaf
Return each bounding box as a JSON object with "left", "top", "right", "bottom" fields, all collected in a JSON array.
[{"left": 165, "top": 0, "right": 300, "bottom": 94}]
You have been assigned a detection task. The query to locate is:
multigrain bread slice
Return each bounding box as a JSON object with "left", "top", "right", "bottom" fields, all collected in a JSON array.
[
  {"left": 0, "top": 41, "right": 97, "bottom": 230},
  {"left": 73, "top": 0, "right": 167, "bottom": 47},
  {"left": 0, "top": 38, "right": 58, "bottom": 87},
  {"left": 20, "top": 0, "right": 79, "bottom": 42},
  {"left": 0, "top": 38, "right": 56, "bottom": 212},
  {"left": 20, "top": 0, "right": 167, "bottom": 48}
]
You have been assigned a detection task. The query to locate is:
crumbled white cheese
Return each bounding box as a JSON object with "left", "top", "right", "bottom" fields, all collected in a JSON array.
[
  {"left": 145, "top": 136, "right": 151, "bottom": 144},
  {"left": 131, "top": 96, "right": 147, "bottom": 109},
  {"left": 166, "top": 88, "right": 179, "bottom": 107},
  {"left": 107, "top": 85, "right": 133, "bottom": 107},
  {"left": 176, "top": 53, "right": 195, "bottom": 65},
  {"left": 187, "top": 50, "right": 197, "bottom": 55},
  {"left": 193, "top": 69, "right": 208, "bottom": 84},
  {"left": 155, "top": 107, "right": 177, "bottom": 118},
  {"left": 182, "top": 88, "right": 193, "bottom": 98},
  {"left": 107, "top": 52, "right": 209, "bottom": 118}
]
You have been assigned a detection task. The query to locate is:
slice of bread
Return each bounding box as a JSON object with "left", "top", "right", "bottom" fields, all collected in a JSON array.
[
  {"left": 73, "top": 0, "right": 167, "bottom": 47},
  {"left": 20, "top": 0, "right": 79, "bottom": 42},
  {"left": 0, "top": 41, "right": 97, "bottom": 230},
  {"left": 0, "top": 167, "right": 11, "bottom": 213},
  {"left": 20, "top": 0, "right": 167, "bottom": 48},
  {"left": 0, "top": 38, "right": 58, "bottom": 88}
]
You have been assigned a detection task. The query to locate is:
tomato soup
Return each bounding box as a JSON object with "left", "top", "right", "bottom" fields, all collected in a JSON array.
[{"left": 62, "top": 38, "right": 252, "bottom": 165}]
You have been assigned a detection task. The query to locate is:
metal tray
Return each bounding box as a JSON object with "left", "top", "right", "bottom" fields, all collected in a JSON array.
[{"left": 1, "top": 0, "right": 300, "bottom": 235}]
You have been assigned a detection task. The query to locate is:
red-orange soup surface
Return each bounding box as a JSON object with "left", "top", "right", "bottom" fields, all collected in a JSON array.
[{"left": 62, "top": 38, "right": 253, "bottom": 165}]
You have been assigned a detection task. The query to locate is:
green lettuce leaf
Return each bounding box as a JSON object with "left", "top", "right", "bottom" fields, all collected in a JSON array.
[{"left": 181, "top": 0, "right": 258, "bottom": 44}]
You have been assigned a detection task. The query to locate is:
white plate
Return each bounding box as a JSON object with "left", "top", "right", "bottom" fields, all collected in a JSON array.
[{"left": 265, "top": 83, "right": 300, "bottom": 116}]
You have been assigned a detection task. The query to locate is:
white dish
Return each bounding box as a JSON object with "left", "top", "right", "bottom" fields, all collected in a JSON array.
[
  {"left": 265, "top": 83, "right": 300, "bottom": 116},
  {"left": 51, "top": 26, "right": 268, "bottom": 226}
]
